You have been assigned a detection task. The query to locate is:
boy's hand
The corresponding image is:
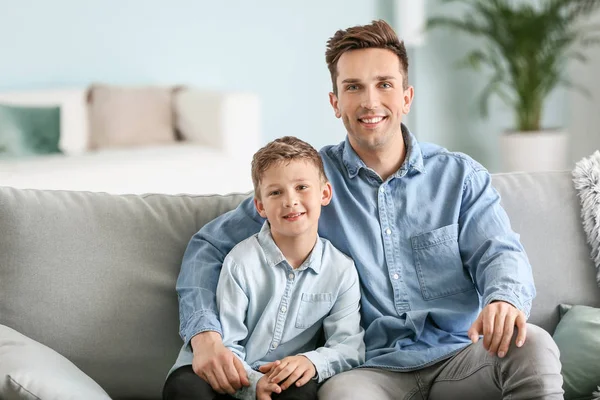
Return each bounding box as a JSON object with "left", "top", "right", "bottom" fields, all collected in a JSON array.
[
  {"left": 260, "top": 355, "right": 316, "bottom": 390},
  {"left": 256, "top": 375, "right": 281, "bottom": 400}
]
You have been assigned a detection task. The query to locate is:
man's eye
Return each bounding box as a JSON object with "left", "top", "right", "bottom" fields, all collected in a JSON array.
[
  {"left": 346, "top": 85, "right": 358, "bottom": 91},
  {"left": 269, "top": 191, "right": 280, "bottom": 196},
  {"left": 380, "top": 82, "right": 392, "bottom": 89}
]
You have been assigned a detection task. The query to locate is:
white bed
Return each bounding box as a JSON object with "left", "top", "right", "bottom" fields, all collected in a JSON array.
[{"left": 0, "top": 88, "right": 261, "bottom": 195}]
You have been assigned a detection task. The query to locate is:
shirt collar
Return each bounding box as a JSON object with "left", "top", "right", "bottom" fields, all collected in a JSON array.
[
  {"left": 342, "top": 123, "right": 426, "bottom": 179},
  {"left": 257, "top": 221, "right": 323, "bottom": 274}
]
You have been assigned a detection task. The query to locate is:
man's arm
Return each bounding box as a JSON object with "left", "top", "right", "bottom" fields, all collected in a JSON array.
[
  {"left": 176, "top": 196, "right": 263, "bottom": 392},
  {"left": 458, "top": 168, "right": 536, "bottom": 356}
]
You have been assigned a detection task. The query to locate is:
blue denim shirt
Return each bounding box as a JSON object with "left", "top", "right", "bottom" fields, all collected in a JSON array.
[
  {"left": 174, "top": 125, "right": 535, "bottom": 372},
  {"left": 216, "top": 222, "right": 364, "bottom": 400}
]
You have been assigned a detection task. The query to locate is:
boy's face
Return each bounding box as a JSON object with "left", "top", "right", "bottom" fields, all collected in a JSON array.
[
  {"left": 254, "top": 160, "right": 332, "bottom": 241},
  {"left": 329, "top": 48, "right": 414, "bottom": 154}
]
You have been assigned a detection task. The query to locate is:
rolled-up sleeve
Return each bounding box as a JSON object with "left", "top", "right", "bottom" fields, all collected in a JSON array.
[
  {"left": 176, "top": 196, "right": 263, "bottom": 347},
  {"left": 458, "top": 169, "right": 535, "bottom": 318}
]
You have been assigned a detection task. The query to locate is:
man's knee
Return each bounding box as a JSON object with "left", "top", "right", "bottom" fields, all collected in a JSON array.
[{"left": 512, "top": 324, "right": 560, "bottom": 366}]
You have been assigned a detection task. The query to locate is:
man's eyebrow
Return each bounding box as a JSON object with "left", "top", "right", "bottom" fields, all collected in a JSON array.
[{"left": 340, "top": 76, "right": 397, "bottom": 84}]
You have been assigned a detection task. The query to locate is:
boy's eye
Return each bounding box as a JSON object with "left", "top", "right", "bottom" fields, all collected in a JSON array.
[
  {"left": 269, "top": 190, "right": 280, "bottom": 196},
  {"left": 297, "top": 185, "right": 308, "bottom": 191}
]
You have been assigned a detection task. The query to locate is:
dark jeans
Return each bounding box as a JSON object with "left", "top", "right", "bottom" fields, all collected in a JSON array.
[{"left": 163, "top": 365, "right": 318, "bottom": 400}]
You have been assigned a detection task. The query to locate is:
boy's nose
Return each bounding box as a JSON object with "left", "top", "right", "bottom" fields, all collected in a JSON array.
[{"left": 284, "top": 195, "right": 299, "bottom": 207}]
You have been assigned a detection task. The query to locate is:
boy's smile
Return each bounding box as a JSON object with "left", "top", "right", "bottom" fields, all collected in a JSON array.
[{"left": 254, "top": 159, "right": 332, "bottom": 249}]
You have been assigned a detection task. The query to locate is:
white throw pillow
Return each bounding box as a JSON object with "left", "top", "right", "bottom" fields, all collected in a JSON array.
[
  {"left": 0, "top": 324, "right": 111, "bottom": 400},
  {"left": 572, "top": 150, "right": 600, "bottom": 287}
]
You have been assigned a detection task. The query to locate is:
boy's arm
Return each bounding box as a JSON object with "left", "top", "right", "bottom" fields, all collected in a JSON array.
[
  {"left": 300, "top": 265, "right": 365, "bottom": 382},
  {"left": 217, "top": 255, "right": 267, "bottom": 400}
]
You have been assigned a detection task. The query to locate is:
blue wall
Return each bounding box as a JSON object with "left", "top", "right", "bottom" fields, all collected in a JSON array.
[
  {"left": 0, "top": 0, "right": 569, "bottom": 171},
  {"left": 0, "top": 0, "right": 378, "bottom": 150}
]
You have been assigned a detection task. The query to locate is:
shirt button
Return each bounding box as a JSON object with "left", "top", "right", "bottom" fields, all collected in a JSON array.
[
  {"left": 271, "top": 342, "right": 278, "bottom": 349},
  {"left": 392, "top": 273, "right": 399, "bottom": 280},
  {"left": 280, "top": 306, "right": 287, "bottom": 313},
  {"left": 385, "top": 228, "right": 392, "bottom": 235},
  {"left": 288, "top": 273, "right": 294, "bottom": 280},
  {"left": 380, "top": 187, "right": 385, "bottom": 193}
]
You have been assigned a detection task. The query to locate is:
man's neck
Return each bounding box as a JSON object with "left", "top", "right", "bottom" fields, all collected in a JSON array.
[
  {"left": 353, "top": 135, "right": 407, "bottom": 181},
  {"left": 271, "top": 231, "right": 318, "bottom": 269}
]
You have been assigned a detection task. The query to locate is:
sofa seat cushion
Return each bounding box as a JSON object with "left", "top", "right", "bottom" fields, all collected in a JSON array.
[
  {"left": 0, "top": 324, "right": 110, "bottom": 400},
  {"left": 553, "top": 304, "right": 600, "bottom": 400}
]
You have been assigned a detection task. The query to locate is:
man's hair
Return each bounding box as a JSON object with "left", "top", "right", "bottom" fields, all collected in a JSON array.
[
  {"left": 251, "top": 136, "right": 327, "bottom": 199},
  {"left": 325, "top": 19, "right": 409, "bottom": 95}
]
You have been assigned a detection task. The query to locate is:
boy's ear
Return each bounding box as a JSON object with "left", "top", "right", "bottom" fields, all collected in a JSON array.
[
  {"left": 254, "top": 197, "right": 268, "bottom": 218},
  {"left": 321, "top": 182, "right": 333, "bottom": 206}
]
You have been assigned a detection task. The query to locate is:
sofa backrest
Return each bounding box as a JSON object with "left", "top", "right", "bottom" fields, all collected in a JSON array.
[
  {"left": 1, "top": 171, "right": 600, "bottom": 399},
  {"left": 0, "top": 187, "right": 249, "bottom": 399},
  {"left": 492, "top": 171, "right": 600, "bottom": 332}
]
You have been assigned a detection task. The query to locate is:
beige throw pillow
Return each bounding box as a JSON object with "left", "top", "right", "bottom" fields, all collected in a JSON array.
[{"left": 87, "top": 84, "right": 176, "bottom": 149}]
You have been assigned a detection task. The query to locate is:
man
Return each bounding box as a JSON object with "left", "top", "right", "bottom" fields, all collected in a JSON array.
[{"left": 168, "top": 20, "right": 563, "bottom": 399}]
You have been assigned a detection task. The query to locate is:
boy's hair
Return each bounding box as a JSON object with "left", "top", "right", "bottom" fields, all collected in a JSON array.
[
  {"left": 251, "top": 136, "right": 327, "bottom": 199},
  {"left": 325, "top": 19, "right": 409, "bottom": 95}
]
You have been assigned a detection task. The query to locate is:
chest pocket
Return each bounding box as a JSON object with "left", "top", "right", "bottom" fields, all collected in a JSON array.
[
  {"left": 295, "top": 292, "right": 333, "bottom": 329},
  {"left": 411, "top": 224, "right": 475, "bottom": 300}
]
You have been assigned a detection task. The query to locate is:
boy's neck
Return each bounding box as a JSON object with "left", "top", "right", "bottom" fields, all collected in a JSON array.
[{"left": 271, "top": 230, "right": 318, "bottom": 269}]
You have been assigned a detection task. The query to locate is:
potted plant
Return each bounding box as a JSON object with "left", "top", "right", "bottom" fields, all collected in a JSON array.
[{"left": 427, "top": 0, "right": 600, "bottom": 172}]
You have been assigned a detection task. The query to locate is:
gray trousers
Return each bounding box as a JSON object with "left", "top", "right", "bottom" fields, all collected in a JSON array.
[{"left": 318, "top": 324, "right": 563, "bottom": 400}]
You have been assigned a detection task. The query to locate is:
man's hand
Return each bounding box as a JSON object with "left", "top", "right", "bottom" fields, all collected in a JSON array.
[
  {"left": 258, "top": 355, "right": 316, "bottom": 390},
  {"left": 256, "top": 375, "right": 281, "bottom": 400},
  {"left": 468, "top": 301, "right": 527, "bottom": 358},
  {"left": 190, "top": 331, "right": 250, "bottom": 394}
]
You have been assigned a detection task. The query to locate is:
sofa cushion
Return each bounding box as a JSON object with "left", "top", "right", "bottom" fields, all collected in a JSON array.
[
  {"left": 553, "top": 304, "right": 600, "bottom": 400},
  {"left": 0, "top": 324, "right": 110, "bottom": 399},
  {"left": 0, "top": 186, "right": 249, "bottom": 399},
  {"left": 573, "top": 150, "right": 600, "bottom": 287},
  {"left": 0, "top": 104, "right": 61, "bottom": 157},
  {"left": 87, "top": 84, "right": 176, "bottom": 150}
]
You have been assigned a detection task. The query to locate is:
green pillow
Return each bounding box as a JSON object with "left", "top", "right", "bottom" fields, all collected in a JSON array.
[
  {"left": 553, "top": 304, "right": 600, "bottom": 400},
  {"left": 0, "top": 103, "right": 62, "bottom": 157}
]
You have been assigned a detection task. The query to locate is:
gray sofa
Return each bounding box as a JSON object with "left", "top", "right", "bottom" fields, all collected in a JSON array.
[{"left": 1, "top": 170, "right": 599, "bottom": 399}]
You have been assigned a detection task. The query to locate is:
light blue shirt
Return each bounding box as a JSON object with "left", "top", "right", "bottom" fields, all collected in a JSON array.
[
  {"left": 215, "top": 222, "right": 365, "bottom": 400},
  {"left": 173, "top": 124, "right": 535, "bottom": 373}
]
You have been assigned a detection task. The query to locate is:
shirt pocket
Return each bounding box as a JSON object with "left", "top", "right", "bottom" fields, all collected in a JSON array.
[
  {"left": 411, "top": 223, "right": 475, "bottom": 300},
  {"left": 295, "top": 292, "right": 333, "bottom": 329}
]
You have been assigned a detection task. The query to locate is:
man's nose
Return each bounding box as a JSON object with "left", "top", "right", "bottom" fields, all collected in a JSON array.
[{"left": 360, "top": 87, "right": 380, "bottom": 109}]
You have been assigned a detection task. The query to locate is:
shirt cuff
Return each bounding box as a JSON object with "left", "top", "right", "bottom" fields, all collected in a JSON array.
[
  {"left": 181, "top": 310, "right": 223, "bottom": 348},
  {"left": 484, "top": 293, "right": 531, "bottom": 319},
  {"left": 300, "top": 350, "right": 329, "bottom": 383},
  {"left": 234, "top": 369, "right": 263, "bottom": 400}
]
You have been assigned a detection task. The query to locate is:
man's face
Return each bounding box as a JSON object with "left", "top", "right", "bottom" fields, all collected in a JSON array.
[
  {"left": 329, "top": 48, "right": 414, "bottom": 153},
  {"left": 254, "top": 160, "right": 332, "bottom": 242}
]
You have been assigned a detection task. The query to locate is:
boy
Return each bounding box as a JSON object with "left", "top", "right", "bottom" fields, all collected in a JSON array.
[{"left": 164, "top": 136, "right": 365, "bottom": 400}]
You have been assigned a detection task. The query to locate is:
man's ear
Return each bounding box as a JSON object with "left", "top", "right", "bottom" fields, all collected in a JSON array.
[
  {"left": 329, "top": 92, "right": 341, "bottom": 119},
  {"left": 321, "top": 182, "right": 333, "bottom": 206},
  {"left": 254, "top": 197, "right": 268, "bottom": 218},
  {"left": 402, "top": 85, "right": 415, "bottom": 115}
]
